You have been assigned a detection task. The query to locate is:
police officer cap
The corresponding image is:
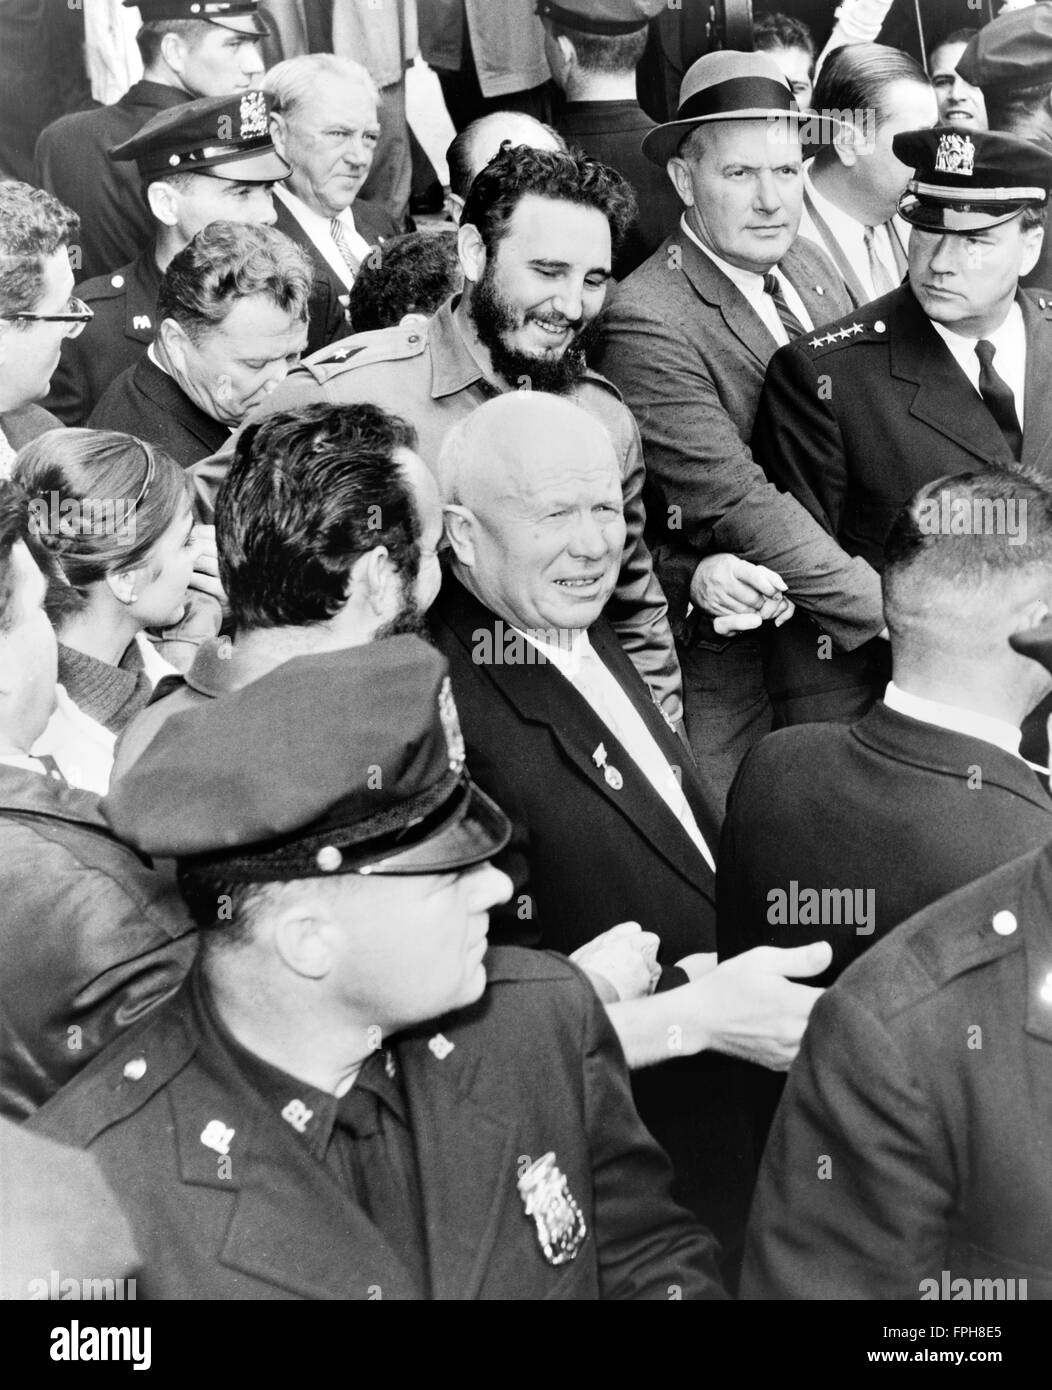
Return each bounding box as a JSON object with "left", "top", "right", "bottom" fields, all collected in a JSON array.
[
  {"left": 535, "top": 0, "right": 665, "bottom": 36},
  {"left": 103, "top": 636, "right": 511, "bottom": 884},
  {"left": 123, "top": 0, "right": 268, "bottom": 36},
  {"left": 895, "top": 126, "right": 1052, "bottom": 234},
  {"left": 110, "top": 90, "right": 290, "bottom": 182},
  {"left": 642, "top": 51, "right": 803, "bottom": 167},
  {"left": 956, "top": 5, "right": 1052, "bottom": 93}
]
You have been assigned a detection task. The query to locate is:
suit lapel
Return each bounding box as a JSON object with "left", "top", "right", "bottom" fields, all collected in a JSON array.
[
  {"left": 675, "top": 233, "right": 774, "bottom": 368},
  {"left": 1020, "top": 292, "right": 1052, "bottom": 475},
  {"left": 137, "top": 358, "right": 228, "bottom": 452},
  {"left": 439, "top": 581, "right": 716, "bottom": 899},
  {"left": 799, "top": 186, "right": 867, "bottom": 308},
  {"left": 399, "top": 1029, "right": 519, "bottom": 1300},
  {"left": 782, "top": 237, "right": 855, "bottom": 330},
  {"left": 888, "top": 290, "right": 1015, "bottom": 464}
]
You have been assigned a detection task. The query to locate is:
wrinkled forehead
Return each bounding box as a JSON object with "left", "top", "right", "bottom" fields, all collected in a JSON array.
[
  {"left": 292, "top": 79, "right": 378, "bottom": 129},
  {"left": 484, "top": 432, "right": 621, "bottom": 511}
]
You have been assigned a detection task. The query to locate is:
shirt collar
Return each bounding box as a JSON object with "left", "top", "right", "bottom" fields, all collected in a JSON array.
[
  {"left": 804, "top": 163, "right": 868, "bottom": 247},
  {"left": 511, "top": 623, "right": 588, "bottom": 678},
  {"left": 884, "top": 680, "right": 1022, "bottom": 757},
  {"left": 194, "top": 972, "right": 405, "bottom": 1160},
  {"left": 928, "top": 298, "right": 1024, "bottom": 356},
  {"left": 273, "top": 182, "right": 357, "bottom": 238},
  {"left": 428, "top": 296, "right": 503, "bottom": 400},
  {"left": 184, "top": 637, "right": 290, "bottom": 699},
  {"left": 680, "top": 213, "right": 767, "bottom": 296}
]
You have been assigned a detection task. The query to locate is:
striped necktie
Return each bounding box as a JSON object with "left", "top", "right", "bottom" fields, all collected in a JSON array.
[
  {"left": 329, "top": 217, "right": 361, "bottom": 277},
  {"left": 763, "top": 273, "right": 807, "bottom": 340},
  {"left": 863, "top": 225, "right": 897, "bottom": 298}
]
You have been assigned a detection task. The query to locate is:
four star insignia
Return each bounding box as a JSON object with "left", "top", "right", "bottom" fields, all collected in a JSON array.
[{"left": 809, "top": 323, "right": 865, "bottom": 350}]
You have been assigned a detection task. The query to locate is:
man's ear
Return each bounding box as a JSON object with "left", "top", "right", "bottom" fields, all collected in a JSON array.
[
  {"left": 273, "top": 908, "right": 333, "bottom": 981},
  {"left": 443, "top": 504, "right": 476, "bottom": 567},
  {"left": 458, "top": 222, "right": 486, "bottom": 285},
  {"left": 159, "top": 31, "right": 189, "bottom": 79},
  {"left": 352, "top": 545, "right": 394, "bottom": 615},
  {"left": 667, "top": 156, "right": 695, "bottom": 207},
  {"left": 1020, "top": 220, "right": 1045, "bottom": 280},
  {"left": 269, "top": 111, "right": 289, "bottom": 162},
  {"left": 830, "top": 116, "right": 860, "bottom": 168},
  {"left": 158, "top": 316, "right": 192, "bottom": 374},
  {"left": 146, "top": 179, "right": 180, "bottom": 228}
]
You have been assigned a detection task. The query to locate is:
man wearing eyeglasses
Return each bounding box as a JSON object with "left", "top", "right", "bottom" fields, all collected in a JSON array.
[{"left": 0, "top": 182, "right": 91, "bottom": 476}]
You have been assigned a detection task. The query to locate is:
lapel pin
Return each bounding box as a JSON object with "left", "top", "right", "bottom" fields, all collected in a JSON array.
[
  {"left": 592, "top": 742, "right": 623, "bottom": 790},
  {"left": 200, "top": 1120, "right": 235, "bottom": 1156},
  {"left": 281, "top": 1099, "right": 313, "bottom": 1133},
  {"left": 384, "top": 1050, "right": 397, "bottom": 1079},
  {"left": 517, "top": 1152, "right": 587, "bottom": 1266},
  {"left": 428, "top": 1033, "right": 455, "bottom": 1060}
]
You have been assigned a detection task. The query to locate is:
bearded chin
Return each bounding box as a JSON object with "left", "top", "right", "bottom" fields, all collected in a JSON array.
[{"left": 468, "top": 269, "right": 600, "bottom": 395}]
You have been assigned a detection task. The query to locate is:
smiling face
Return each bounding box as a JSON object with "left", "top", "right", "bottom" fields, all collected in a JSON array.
[
  {"left": 669, "top": 119, "right": 804, "bottom": 275},
  {"left": 0, "top": 248, "right": 77, "bottom": 412},
  {"left": 463, "top": 194, "right": 612, "bottom": 392},
  {"left": 930, "top": 40, "right": 988, "bottom": 131},
  {"left": 165, "top": 293, "right": 309, "bottom": 426},
  {"left": 272, "top": 77, "right": 381, "bottom": 217},
  {"left": 450, "top": 407, "right": 627, "bottom": 635},
  {"left": 908, "top": 214, "right": 1043, "bottom": 338}
]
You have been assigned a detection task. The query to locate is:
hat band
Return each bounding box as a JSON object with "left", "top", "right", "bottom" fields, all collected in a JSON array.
[
  {"left": 534, "top": 1, "right": 651, "bottom": 35},
  {"left": 178, "top": 768, "right": 464, "bottom": 883},
  {"left": 908, "top": 179, "right": 1047, "bottom": 205},
  {"left": 132, "top": 2, "right": 259, "bottom": 15},
  {"left": 677, "top": 76, "right": 796, "bottom": 123},
  {"left": 143, "top": 136, "right": 274, "bottom": 173}
]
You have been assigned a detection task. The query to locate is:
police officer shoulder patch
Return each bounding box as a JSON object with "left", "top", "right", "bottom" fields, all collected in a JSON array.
[{"left": 300, "top": 323, "right": 431, "bottom": 385}]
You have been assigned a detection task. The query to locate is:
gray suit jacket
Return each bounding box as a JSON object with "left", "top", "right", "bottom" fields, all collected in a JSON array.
[{"left": 595, "top": 230, "right": 883, "bottom": 651}]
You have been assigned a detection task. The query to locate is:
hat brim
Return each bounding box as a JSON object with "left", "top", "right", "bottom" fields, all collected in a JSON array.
[
  {"left": 642, "top": 110, "right": 819, "bottom": 169},
  {"left": 143, "top": 146, "right": 290, "bottom": 182},
  {"left": 207, "top": 14, "right": 269, "bottom": 36},
  {"left": 356, "top": 780, "right": 511, "bottom": 876},
  {"left": 897, "top": 192, "right": 1032, "bottom": 234}
]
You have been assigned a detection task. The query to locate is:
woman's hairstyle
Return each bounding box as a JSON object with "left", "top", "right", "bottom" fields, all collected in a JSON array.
[{"left": 13, "top": 428, "right": 192, "bottom": 623}]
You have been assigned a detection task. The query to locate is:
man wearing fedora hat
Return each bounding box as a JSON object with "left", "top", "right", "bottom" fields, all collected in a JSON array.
[
  {"left": 26, "top": 638, "right": 726, "bottom": 1300},
  {"left": 751, "top": 125, "right": 1052, "bottom": 729},
  {"left": 596, "top": 49, "right": 885, "bottom": 803}
]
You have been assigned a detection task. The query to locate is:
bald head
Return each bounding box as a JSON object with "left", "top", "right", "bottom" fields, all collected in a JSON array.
[
  {"left": 439, "top": 394, "right": 626, "bottom": 636},
  {"left": 447, "top": 114, "right": 567, "bottom": 204}
]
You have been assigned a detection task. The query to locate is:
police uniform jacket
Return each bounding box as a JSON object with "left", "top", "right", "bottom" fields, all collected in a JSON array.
[
  {"left": 594, "top": 229, "right": 883, "bottom": 649},
  {"left": 190, "top": 296, "right": 683, "bottom": 721},
  {"left": 750, "top": 285, "right": 1052, "bottom": 719},
  {"left": 45, "top": 249, "right": 162, "bottom": 427},
  {"left": 35, "top": 81, "right": 191, "bottom": 282},
  {"left": 430, "top": 576, "right": 754, "bottom": 1272},
  {"left": 0, "top": 764, "right": 197, "bottom": 1121},
  {"left": 742, "top": 842, "right": 1052, "bottom": 1300},
  {"left": 90, "top": 353, "right": 230, "bottom": 467},
  {"left": 28, "top": 948, "right": 727, "bottom": 1300}
]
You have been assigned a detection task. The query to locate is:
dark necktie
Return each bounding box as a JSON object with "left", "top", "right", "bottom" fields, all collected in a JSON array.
[
  {"left": 975, "top": 339, "right": 1022, "bottom": 460},
  {"left": 34, "top": 754, "right": 69, "bottom": 787},
  {"left": 763, "top": 273, "right": 807, "bottom": 341}
]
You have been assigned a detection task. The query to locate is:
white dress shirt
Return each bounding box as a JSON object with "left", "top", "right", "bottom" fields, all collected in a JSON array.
[
  {"left": 679, "top": 213, "right": 813, "bottom": 348},
  {"left": 800, "top": 165, "right": 900, "bottom": 303},
  {"left": 274, "top": 184, "right": 371, "bottom": 290},
  {"left": 0, "top": 425, "right": 16, "bottom": 480},
  {"left": 883, "top": 680, "right": 1022, "bottom": 758},
  {"left": 517, "top": 624, "right": 716, "bottom": 870},
  {"left": 929, "top": 301, "right": 1026, "bottom": 430}
]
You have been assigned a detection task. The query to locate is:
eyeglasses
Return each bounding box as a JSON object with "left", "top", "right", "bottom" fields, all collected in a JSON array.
[{"left": 1, "top": 296, "right": 94, "bottom": 338}]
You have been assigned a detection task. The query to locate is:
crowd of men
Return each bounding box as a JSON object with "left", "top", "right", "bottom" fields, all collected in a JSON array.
[{"left": 4, "top": 0, "right": 1052, "bottom": 1304}]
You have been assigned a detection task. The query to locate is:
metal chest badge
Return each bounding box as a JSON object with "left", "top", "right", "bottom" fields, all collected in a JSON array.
[{"left": 517, "top": 1152, "right": 586, "bottom": 1265}]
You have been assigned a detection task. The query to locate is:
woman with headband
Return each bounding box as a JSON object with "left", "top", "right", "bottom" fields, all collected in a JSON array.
[{"left": 14, "top": 428, "right": 201, "bottom": 792}]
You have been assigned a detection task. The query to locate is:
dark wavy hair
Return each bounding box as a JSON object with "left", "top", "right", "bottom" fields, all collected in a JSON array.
[
  {"left": 0, "top": 180, "right": 79, "bottom": 319},
  {"left": 158, "top": 220, "right": 313, "bottom": 343},
  {"left": 215, "top": 402, "right": 421, "bottom": 634},
  {"left": 348, "top": 230, "right": 462, "bottom": 332},
  {"left": 460, "top": 144, "right": 637, "bottom": 255},
  {"left": 13, "top": 428, "right": 192, "bottom": 625}
]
